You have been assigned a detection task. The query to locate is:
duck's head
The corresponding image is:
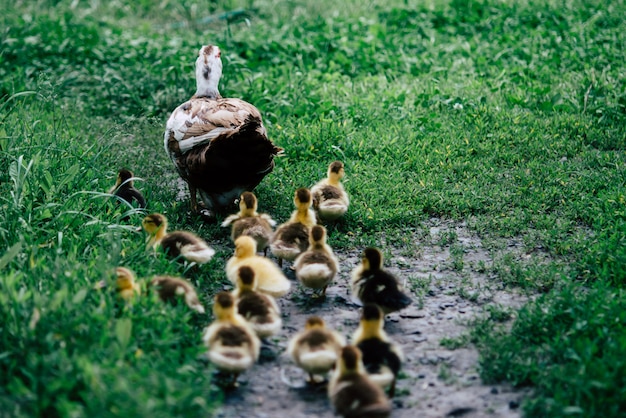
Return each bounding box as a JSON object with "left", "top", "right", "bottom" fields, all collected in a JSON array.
[
  {"left": 141, "top": 213, "right": 167, "bottom": 236},
  {"left": 361, "top": 247, "right": 382, "bottom": 271},
  {"left": 327, "top": 161, "right": 345, "bottom": 182},
  {"left": 239, "top": 192, "right": 258, "bottom": 215},
  {"left": 195, "top": 44, "right": 222, "bottom": 99},
  {"left": 115, "top": 168, "right": 134, "bottom": 188},
  {"left": 304, "top": 315, "right": 326, "bottom": 330},
  {"left": 294, "top": 188, "right": 312, "bottom": 210},
  {"left": 310, "top": 225, "right": 327, "bottom": 246},
  {"left": 116, "top": 267, "right": 137, "bottom": 291},
  {"left": 213, "top": 291, "right": 236, "bottom": 320},
  {"left": 234, "top": 236, "right": 257, "bottom": 258},
  {"left": 338, "top": 345, "right": 364, "bottom": 375},
  {"left": 237, "top": 265, "right": 257, "bottom": 292}
]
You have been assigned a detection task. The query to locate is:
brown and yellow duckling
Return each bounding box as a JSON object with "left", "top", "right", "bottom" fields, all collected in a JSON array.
[
  {"left": 293, "top": 225, "right": 339, "bottom": 297},
  {"left": 202, "top": 292, "right": 260, "bottom": 387},
  {"left": 328, "top": 345, "right": 392, "bottom": 418},
  {"left": 108, "top": 168, "right": 147, "bottom": 209},
  {"left": 149, "top": 276, "right": 205, "bottom": 313},
  {"left": 270, "top": 188, "right": 317, "bottom": 267},
  {"left": 311, "top": 161, "right": 349, "bottom": 221},
  {"left": 352, "top": 304, "right": 403, "bottom": 397},
  {"left": 141, "top": 213, "right": 215, "bottom": 264},
  {"left": 350, "top": 247, "right": 412, "bottom": 315},
  {"left": 115, "top": 267, "right": 142, "bottom": 301},
  {"left": 232, "top": 265, "right": 282, "bottom": 339},
  {"left": 226, "top": 236, "right": 291, "bottom": 297},
  {"left": 287, "top": 316, "right": 346, "bottom": 384},
  {"left": 221, "top": 192, "right": 276, "bottom": 255}
]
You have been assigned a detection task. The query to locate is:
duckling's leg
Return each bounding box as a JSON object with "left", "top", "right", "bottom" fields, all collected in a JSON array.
[
  {"left": 388, "top": 378, "right": 396, "bottom": 398},
  {"left": 228, "top": 372, "right": 240, "bottom": 388},
  {"left": 188, "top": 183, "right": 199, "bottom": 213},
  {"left": 278, "top": 257, "right": 283, "bottom": 268}
]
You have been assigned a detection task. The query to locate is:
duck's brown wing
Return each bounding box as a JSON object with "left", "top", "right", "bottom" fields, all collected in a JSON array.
[{"left": 165, "top": 97, "right": 263, "bottom": 154}]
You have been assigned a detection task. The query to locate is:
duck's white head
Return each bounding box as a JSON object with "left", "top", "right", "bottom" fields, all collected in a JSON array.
[{"left": 195, "top": 45, "right": 222, "bottom": 99}]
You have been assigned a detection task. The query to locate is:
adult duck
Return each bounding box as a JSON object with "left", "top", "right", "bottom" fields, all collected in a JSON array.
[{"left": 164, "top": 44, "right": 283, "bottom": 220}]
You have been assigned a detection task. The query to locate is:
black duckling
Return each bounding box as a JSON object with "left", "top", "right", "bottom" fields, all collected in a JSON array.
[
  {"left": 350, "top": 247, "right": 412, "bottom": 315},
  {"left": 353, "top": 304, "right": 403, "bottom": 397},
  {"left": 164, "top": 44, "right": 283, "bottom": 220},
  {"left": 108, "top": 168, "right": 146, "bottom": 209}
]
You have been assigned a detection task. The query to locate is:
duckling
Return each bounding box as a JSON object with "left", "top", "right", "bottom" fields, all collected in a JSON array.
[
  {"left": 202, "top": 292, "right": 260, "bottom": 387},
  {"left": 107, "top": 168, "right": 147, "bottom": 209},
  {"left": 115, "top": 267, "right": 141, "bottom": 301},
  {"left": 221, "top": 192, "right": 276, "bottom": 255},
  {"left": 149, "top": 275, "right": 205, "bottom": 313},
  {"left": 141, "top": 213, "right": 215, "bottom": 264},
  {"left": 353, "top": 304, "right": 403, "bottom": 397},
  {"left": 270, "top": 188, "right": 317, "bottom": 267},
  {"left": 232, "top": 265, "right": 282, "bottom": 339},
  {"left": 293, "top": 225, "right": 339, "bottom": 297},
  {"left": 311, "top": 161, "right": 349, "bottom": 221},
  {"left": 328, "top": 345, "right": 392, "bottom": 418},
  {"left": 287, "top": 316, "right": 346, "bottom": 384},
  {"left": 351, "top": 247, "right": 412, "bottom": 315},
  {"left": 164, "top": 44, "right": 283, "bottom": 220},
  {"left": 226, "top": 236, "right": 291, "bottom": 297}
]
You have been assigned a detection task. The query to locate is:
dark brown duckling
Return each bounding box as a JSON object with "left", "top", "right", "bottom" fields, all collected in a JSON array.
[
  {"left": 350, "top": 247, "right": 412, "bottom": 314},
  {"left": 149, "top": 275, "right": 205, "bottom": 313},
  {"left": 221, "top": 192, "right": 276, "bottom": 255},
  {"left": 328, "top": 345, "right": 392, "bottom": 418}
]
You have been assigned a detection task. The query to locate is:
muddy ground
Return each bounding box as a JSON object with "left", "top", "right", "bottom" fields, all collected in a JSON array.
[{"left": 212, "top": 218, "right": 531, "bottom": 418}]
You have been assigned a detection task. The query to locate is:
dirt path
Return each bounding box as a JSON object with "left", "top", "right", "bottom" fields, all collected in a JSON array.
[{"left": 214, "top": 219, "right": 529, "bottom": 418}]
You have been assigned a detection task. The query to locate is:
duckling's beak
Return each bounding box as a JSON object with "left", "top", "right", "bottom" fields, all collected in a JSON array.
[{"left": 136, "top": 226, "right": 143, "bottom": 232}]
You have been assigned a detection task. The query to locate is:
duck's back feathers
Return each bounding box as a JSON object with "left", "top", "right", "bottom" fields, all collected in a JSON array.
[
  {"left": 353, "top": 270, "right": 412, "bottom": 314},
  {"left": 271, "top": 222, "right": 310, "bottom": 261},
  {"left": 330, "top": 378, "right": 392, "bottom": 418},
  {"left": 231, "top": 217, "right": 274, "bottom": 252},
  {"left": 204, "top": 324, "right": 259, "bottom": 372},
  {"left": 160, "top": 232, "right": 216, "bottom": 264},
  {"left": 150, "top": 276, "right": 205, "bottom": 313},
  {"left": 357, "top": 338, "right": 402, "bottom": 389},
  {"left": 236, "top": 290, "right": 282, "bottom": 338},
  {"left": 114, "top": 186, "right": 147, "bottom": 208}
]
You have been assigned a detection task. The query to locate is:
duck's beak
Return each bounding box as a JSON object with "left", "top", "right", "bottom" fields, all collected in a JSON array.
[{"left": 136, "top": 226, "right": 143, "bottom": 232}]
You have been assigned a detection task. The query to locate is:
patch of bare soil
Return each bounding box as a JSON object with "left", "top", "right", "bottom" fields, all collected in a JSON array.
[{"left": 214, "top": 219, "right": 530, "bottom": 418}]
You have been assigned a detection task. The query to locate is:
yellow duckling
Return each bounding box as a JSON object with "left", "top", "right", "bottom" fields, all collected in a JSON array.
[
  {"left": 352, "top": 304, "right": 403, "bottom": 398},
  {"left": 270, "top": 188, "right": 317, "bottom": 267},
  {"left": 115, "top": 267, "right": 142, "bottom": 301},
  {"left": 287, "top": 316, "right": 346, "bottom": 384},
  {"left": 328, "top": 345, "right": 392, "bottom": 418},
  {"left": 350, "top": 247, "right": 412, "bottom": 315},
  {"left": 202, "top": 292, "right": 260, "bottom": 387},
  {"left": 149, "top": 276, "right": 205, "bottom": 313},
  {"left": 232, "top": 265, "right": 282, "bottom": 339},
  {"left": 221, "top": 192, "right": 276, "bottom": 255},
  {"left": 311, "top": 161, "right": 349, "bottom": 221},
  {"left": 293, "top": 225, "right": 339, "bottom": 297},
  {"left": 141, "top": 213, "right": 215, "bottom": 264},
  {"left": 108, "top": 168, "right": 146, "bottom": 209},
  {"left": 226, "top": 236, "right": 291, "bottom": 297}
]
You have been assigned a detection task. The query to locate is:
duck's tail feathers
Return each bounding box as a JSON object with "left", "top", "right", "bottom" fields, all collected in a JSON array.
[
  {"left": 299, "top": 350, "right": 337, "bottom": 371},
  {"left": 181, "top": 245, "right": 216, "bottom": 264},
  {"left": 270, "top": 242, "right": 302, "bottom": 261},
  {"left": 208, "top": 349, "right": 254, "bottom": 372},
  {"left": 257, "top": 276, "right": 291, "bottom": 298},
  {"left": 317, "top": 203, "right": 347, "bottom": 220},
  {"left": 251, "top": 318, "right": 283, "bottom": 338},
  {"left": 297, "top": 264, "right": 333, "bottom": 282}
]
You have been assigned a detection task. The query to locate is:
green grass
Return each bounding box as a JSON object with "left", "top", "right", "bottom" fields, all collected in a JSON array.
[{"left": 1, "top": 0, "right": 625, "bottom": 416}]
